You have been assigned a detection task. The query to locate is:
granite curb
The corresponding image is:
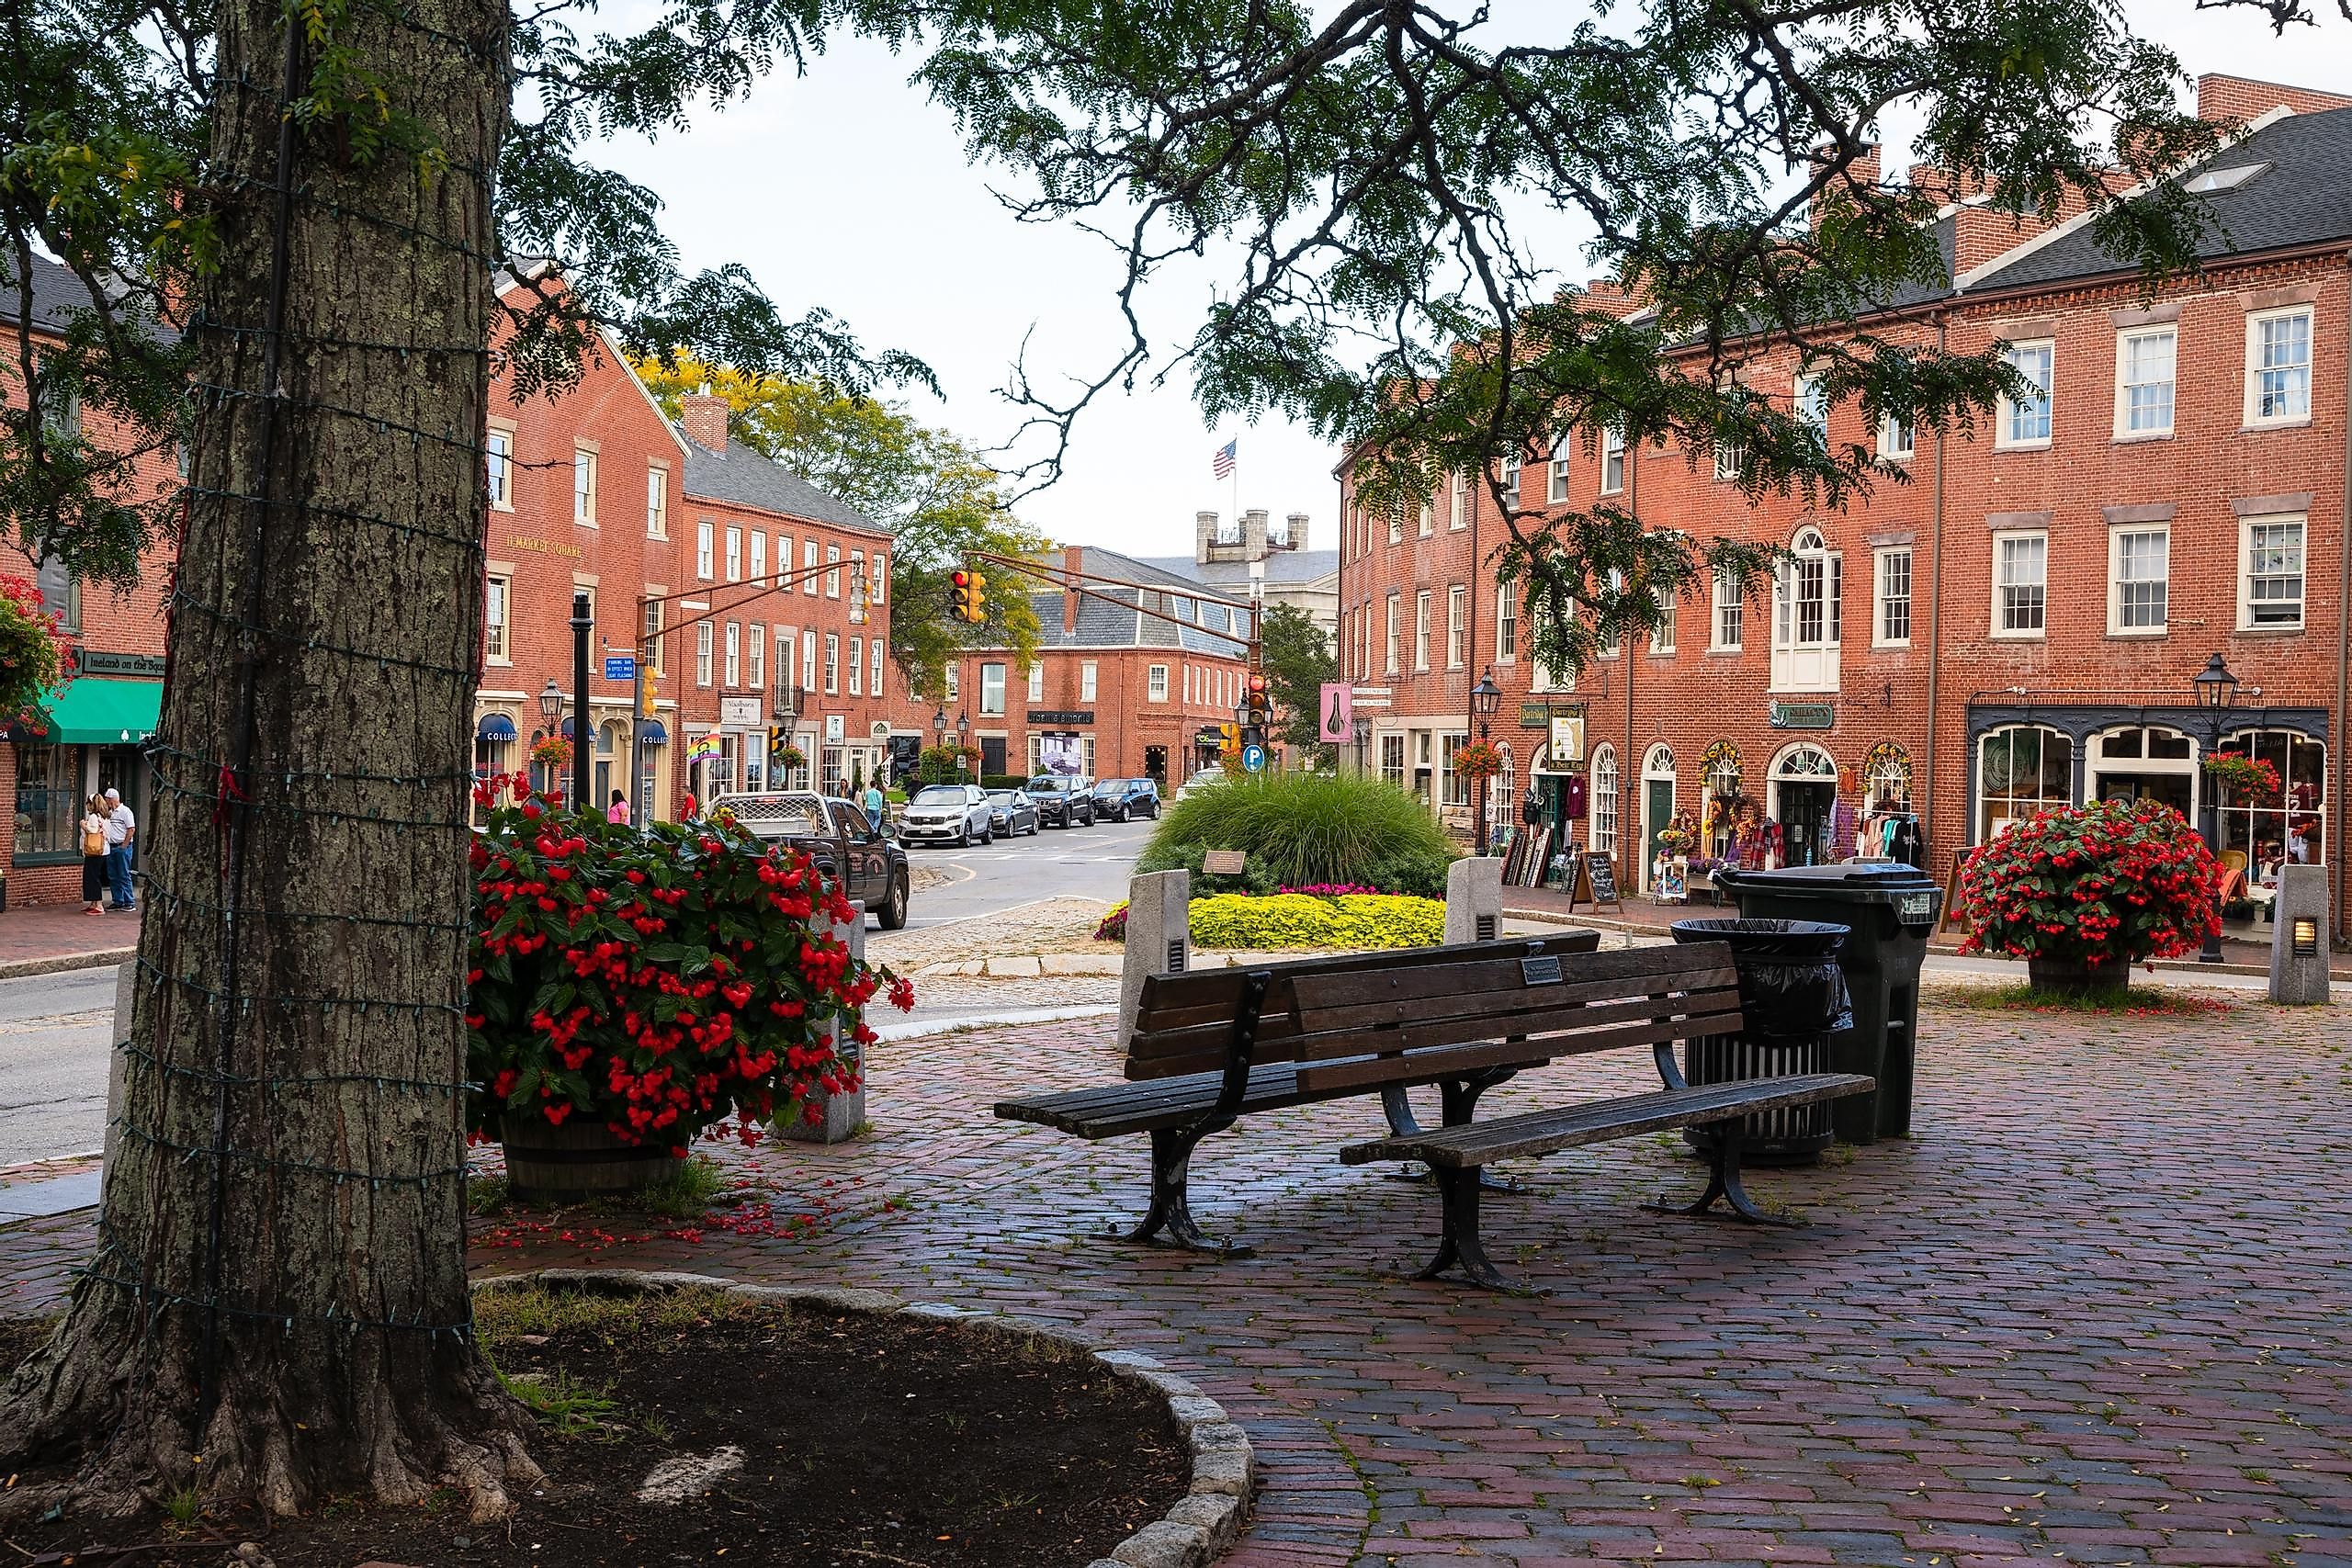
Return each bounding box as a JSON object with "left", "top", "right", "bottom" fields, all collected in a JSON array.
[
  {"left": 479, "top": 1269, "right": 1255, "bottom": 1568},
  {"left": 0, "top": 945, "right": 133, "bottom": 981}
]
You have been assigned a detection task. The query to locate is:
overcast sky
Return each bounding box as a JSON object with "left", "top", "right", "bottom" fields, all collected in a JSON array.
[{"left": 592, "top": 4, "right": 2347, "bottom": 559}]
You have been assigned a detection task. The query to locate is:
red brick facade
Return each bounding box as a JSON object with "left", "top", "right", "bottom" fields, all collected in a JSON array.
[{"left": 1340, "top": 76, "right": 2352, "bottom": 926}]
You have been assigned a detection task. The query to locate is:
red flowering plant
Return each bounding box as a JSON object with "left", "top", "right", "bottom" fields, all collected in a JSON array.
[
  {"left": 0, "top": 574, "right": 75, "bottom": 732},
  {"left": 1955, "top": 798, "right": 2222, "bottom": 970},
  {"left": 2201, "top": 751, "right": 2280, "bottom": 806},
  {"left": 466, "top": 773, "right": 916, "bottom": 1153},
  {"left": 1451, "top": 740, "right": 1506, "bottom": 781}
]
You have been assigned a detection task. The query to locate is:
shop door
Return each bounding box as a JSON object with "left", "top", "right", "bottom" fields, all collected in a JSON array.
[
  {"left": 1144, "top": 745, "right": 1167, "bottom": 784},
  {"left": 1645, "top": 778, "right": 1674, "bottom": 884},
  {"left": 2095, "top": 772, "right": 2192, "bottom": 825},
  {"left": 1781, "top": 783, "right": 1835, "bottom": 865},
  {"left": 981, "top": 736, "right": 1008, "bottom": 777}
]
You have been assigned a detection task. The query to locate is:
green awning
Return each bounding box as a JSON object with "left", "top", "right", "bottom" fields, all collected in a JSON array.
[{"left": 42, "top": 678, "right": 162, "bottom": 745}]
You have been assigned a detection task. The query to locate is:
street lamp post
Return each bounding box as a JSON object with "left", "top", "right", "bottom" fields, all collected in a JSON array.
[
  {"left": 956, "top": 711, "right": 970, "bottom": 777},
  {"left": 571, "top": 591, "right": 594, "bottom": 812},
  {"left": 2192, "top": 651, "right": 2238, "bottom": 964},
  {"left": 1471, "top": 671, "right": 1502, "bottom": 855},
  {"left": 537, "top": 681, "right": 563, "bottom": 797}
]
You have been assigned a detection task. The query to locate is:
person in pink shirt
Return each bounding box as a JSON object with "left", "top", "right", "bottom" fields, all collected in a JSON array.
[{"left": 606, "top": 790, "right": 631, "bottom": 825}]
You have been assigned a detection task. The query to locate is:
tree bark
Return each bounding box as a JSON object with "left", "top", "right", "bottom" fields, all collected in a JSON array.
[{"left": 0, "top": 0, "right": 536, "bottom": 1523}]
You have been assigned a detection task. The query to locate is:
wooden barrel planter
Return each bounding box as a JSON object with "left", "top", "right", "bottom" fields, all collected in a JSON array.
[
  {"left": 500, "top": 1117, "right": 684, "bottom": 1202},
  {"left": 2026, "top": 953, "right": 2130, "bottom": 997}
]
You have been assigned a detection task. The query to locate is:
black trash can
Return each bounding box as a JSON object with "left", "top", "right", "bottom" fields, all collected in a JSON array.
[
  {"left": 1668, "top": 918, "right": 1853, "bottom": 1160},
  {"left": 1713, "top": 863, "right": 1940, "bottom": 1144}
]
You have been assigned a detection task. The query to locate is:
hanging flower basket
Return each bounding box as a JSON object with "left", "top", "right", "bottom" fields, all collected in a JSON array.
[
  {"left": 2201, "top": 752, "right": 2279, "bottom": 806},
  {"left": 1452, "top": 740, "right": 1506, "bottom": 781},
  {"left": 775, "top": 745, "right": 808, "bottom": 772},
  {"left": 0, "top": 575, "right": 74, "bottom": 733},
  {"left": 530, "top": 735, "right": 573, "bottom": 769}
]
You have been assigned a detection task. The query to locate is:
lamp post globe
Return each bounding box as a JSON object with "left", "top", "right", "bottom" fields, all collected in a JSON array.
[
  {"left": 537, "top": 681, "right": 564, "bottom": 728},
  {"left": 2190, "top": 653, "right": 2236, "bottom": 964}
]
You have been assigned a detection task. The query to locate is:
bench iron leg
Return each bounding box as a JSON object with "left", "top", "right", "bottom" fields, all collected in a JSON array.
[
  {"left": 1415, "top": 1167, "right": 1521, "bottom": 1292},
  {"left": 1114, "top": 1124, "right": 1253, "bottom": 1258},
  {"left": 1648, "top": 1122, "right": 1800, "bottom": 1227},
  {"left": 1382, "top": 1075, "right": 1523, "bottom": 1193}
]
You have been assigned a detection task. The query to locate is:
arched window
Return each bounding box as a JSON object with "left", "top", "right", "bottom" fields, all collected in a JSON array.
[
  {"left": 1492, "top": 742, "right": 1515, "bottom": 850},
  {"left": 1591, "top": 744, "right": 1619, "bottom": 855},
  {"left": 1862, "top": 741, "right": 1913, "bottom": 812},
  {"left": 1775, "top": 527, "right": 1840, "bottom": 649},
  {"left": 1771, "top": 743, "right": 1837, "bottom": 781},
  {"left": 1977, "top": 726, "right": 2072, "bottom": 841},
  {"left": 2214, "top": 728, "right": 2326, "bottom": 874},
  {"left": 1701, "top": 739, "right": 1745, "bottom": 857}
]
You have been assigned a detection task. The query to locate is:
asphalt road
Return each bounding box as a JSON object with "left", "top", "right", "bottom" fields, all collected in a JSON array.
[
  {"left": 0, "top": 964, "right": 119, "bottom": 1167},
  {"left": 894, "top": 811, "right": 1155, "bottom": 929}
]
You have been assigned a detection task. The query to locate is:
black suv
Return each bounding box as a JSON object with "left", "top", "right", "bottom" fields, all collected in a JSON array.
[
  {"left": 1025, "top": 775, "right": 1096, "bottom": 828},
  {"left": 1091, "top": 776, "right": 1161, "bottom": 822}
]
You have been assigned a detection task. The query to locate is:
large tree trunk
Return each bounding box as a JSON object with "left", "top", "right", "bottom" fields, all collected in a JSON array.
[{"left": 0, "top": 0, "right": 536, "bottom": 1523}]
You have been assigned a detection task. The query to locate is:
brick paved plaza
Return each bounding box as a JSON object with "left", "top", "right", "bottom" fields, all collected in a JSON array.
[{"left": 6, "top": 992, "right": 2349, "bottom": 1566}]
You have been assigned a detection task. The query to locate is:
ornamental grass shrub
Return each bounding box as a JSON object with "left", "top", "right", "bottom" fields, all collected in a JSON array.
[
  {"left": 1187, "top": 892, "right": 1446, "bottom": 951},
  {"left": 1136, "top": 772, "right": 1455, "bottom": 897},
  {"left": 467, "top": 775, "right": 914, "bottom": 1153},
  {"left": 1954, "top": 797, "right": 2221, "bottom": 972}
]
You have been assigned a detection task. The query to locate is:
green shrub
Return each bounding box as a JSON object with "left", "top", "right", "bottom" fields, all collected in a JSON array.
[
  {"left": 1137, "top": 773, "right": 1456, "bottom": 897},
  {"left": 1188, "top": 892, "right": 1445, "bottom": 950}
]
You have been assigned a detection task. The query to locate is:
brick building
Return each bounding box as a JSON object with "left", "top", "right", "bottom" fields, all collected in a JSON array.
[
  {"left": 2, "top": 254, "right": 175, "bottom": 907},
  {"left": 891, "top": 545, "right": 1253, "bottom": 788},
  {"left": 667, "top": 393, "right": 896, "bottom": 799},
  {"left": 1339, "top": 74, "right": 2352, "bottom": 922}
]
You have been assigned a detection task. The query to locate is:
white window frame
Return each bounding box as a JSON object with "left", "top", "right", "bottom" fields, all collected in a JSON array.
[
  {"left": 1385, "top": 592, "right": 1400, "bottom": 674},
  {"left": 1992, "top": 530, "right": 2048, "bottom": 639},
  {"left": 1877, "top": 412, "right": 1914, "bottom": 462},
  {"left": 1712, "top": 570, "right": 1743, "bottom": 651},
  {"left": 1148, "top": 663, "right": 1170, "bottom": 703},
  {"left": 486, "top": 425, "right": 514, "bottom": 510},
  {"left": 2108, "top": 525, "right": 2169, "bottom": 636},
  {"left": 1495, "top": 584, "right": 1518, "bottom": 662},
  {"left": 1417, "top": 492, "right": 1433, "bottom": 538},
  {"left": 572, "top": 444, "right": 598, "bottom": 525},
  {"left": 1080, "top": 660, "right": 1098, "bottom": 702},
  {"left": 2239, "top": 513, "right": 2306, "bottom": 630},
  {"left": 749, "top": 623, "right": 766, "bottom": 690},
  {"left": 869, "top": 638, "right": 885, "bottom": 699},
  {"left": 1414, "top": 589, "right": 1431, "bottom": 671},
  {"left": 1449, "top": 474, "right": 1468, "bottom": 530},
  {"left": 483, "top": 573, "right": 510, "bottom": 661},
  {"left": 695, "top": 622, "right": 714, "bottom": 687},
  {"left": 824, "top": 632, "right": 841, "bottom": 694},
  {"left": 847, "top": 637, "right": 863, "bottom": 696},
  {"left": 2114, "top": 326, "right": 2177, "bottom": 439},
  {"left": 724, "top": 525, "right": 742, "bottom": 582},
  {"left": 645, "top": 463, "right": 668, "bottom": 537},
  {"left": 1600, "top": 425, "right": 1626, "bottom": 494},
  {"left": 2245, "top": 307, "right": 2313, "bottom": 427},
  {"left": 803, "top": 538, "right": 819, "bottom": 593},
  {"left": 826, "top": 544, "right": 842, "bottom": 598},
  {"left": 1386, "top": 496, "right": 1402, "bottom": 546},
  {"left": 1873, "top": 547, "right": 1912, "bottom": 648},
  {"left": 723, "top": 621, "right": 741, "bottom": 687},
  {"left": 1500, "top": 453, "right": 1521, "bottom": 510},
  {"left": 1446, "top": 584, "right": 1466, "bottom": 669},
  {"left": 1794, "top": 373, "right": 1828, "bottom": 446},
  {"left": 1997, "top": 340, "right": 2054, "bottom": 448},
  {"left": 1590, "top": 744, "right": 1619, "bottom": 855},
  {"left": 749, "top": 529, "right": 765, "bottom": 582},
  {"left": 1546, "top": 435, "right": 1570, "bottom": 502},
  {"left": 871, "top": 554, "right": 886, "bottom": 603},
  {"left": 695, "top": 518, "right": 713, "bottom": 580},
  {"left": 1027, "top": 662, "right": 1045, "bottom": 702}
]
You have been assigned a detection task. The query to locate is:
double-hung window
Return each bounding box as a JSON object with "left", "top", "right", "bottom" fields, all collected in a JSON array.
[
  {"left": 1794, "top": 375, "right": 1828, "bottom": 446},
  {"left": 1147, "top": 664, "right": 1169, "bottom": 702},
  {"left": 1449, "top": 474, "right": 1468, "bottom": 530},
  {"left": 695, "top": 519, "right": 714, "bottom": 579},
  {"left": 1999, "top": 341, "right": 2054, "bottom": 446},
  {"left": 1713, "top": 570, "right": 1743, "bottom": 650},
  {"left": 2246, "top": 308, "right": 2312, "bottom": 425},
  {"left": 645, "top": 465, "right": 667, "bottom": 536},
  {"left": 1500, "top": 454, "right": 1521, "bottom": 509},
  {"left": 724, "top": 526, "right": 742, "bottom": 582},
  {"left": 1385, "top": 592, "right": 1400, "bottom": 673},
  {"left": 723, "top": 622, "right": 741, "bottom": 687},
  {"left": 1494, "top": 585, "right": 1518, "bottom": 661},
  {"left": 695, "top": 623, "right": 714, "bottom": 686},
  {"left": 2241, "top": 516, "right": 2305, "bottom": 628},
  {"left": 1446, "top": 585, "right": 1465, "bottom": 669},
  {"left": 1648, "top": 585, "right": 1676, "bottom": 655},
  {"left": 2116, "top": 327, "right": 2177, "bottom": 437},
  {"left": 1874, "top": 547, "right": 1913, "bottom": 646},
  {"left": 748, "top": 624, "right": 765, "bottom": 689},
  {"left": 1414, "top": 590, "right": 1430, "bottom": 671},
  {"left": 572, "top": 445, "right": 598, "bottom": 524},
  {"left": 1600, "top": 425, "right": 1626, "bottom": 493},
  {"left": 1994, "top": 532, "right": 2047, "bottom": 636},
  {"left": 824, "top": 633, "right": 841, "bottom": 694},
  {"left": 2109, "top": 527, "right": 2168, "bottom": 633},
  {"left": 484, "top": 575, "right": 509, "bottom": 660},
  {"left": 749, "top": 530, "right": 766, "bottom": 582},
  {"left": 1878, "top": 412, "right": 1914, "bottom": 461},
  {"left": 486, "top": 428, "right": 514, "bottom": 509},
  {"left": 1546, "top": 435, "right": 1569, "bottom": 502}
]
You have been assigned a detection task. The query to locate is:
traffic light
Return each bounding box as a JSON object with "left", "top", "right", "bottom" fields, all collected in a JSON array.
[
  {"left": 768, "top": 724, "right": 790, "bottom": 755},
  {"left": 1218, "top": 721, "right": 1240, "bottom": 753},
  {"left": 951, "top": 568, "right": 989, "bottom": 624},
  {"left": 638, "top": 673, "right": 659, "bottom": 717},
  {"left": 1243, "top": 671, "right": 1271, "bottom": 729}
]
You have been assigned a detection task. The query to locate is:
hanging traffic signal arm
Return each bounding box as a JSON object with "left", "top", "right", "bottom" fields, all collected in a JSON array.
[{"left": 967, "top": 549, "right": 1261, "bottom": 661}]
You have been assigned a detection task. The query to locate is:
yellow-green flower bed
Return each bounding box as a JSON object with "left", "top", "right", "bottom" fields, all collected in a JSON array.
[{"left": 1186, "top": 892, "right": 1445, "bottom": 951}]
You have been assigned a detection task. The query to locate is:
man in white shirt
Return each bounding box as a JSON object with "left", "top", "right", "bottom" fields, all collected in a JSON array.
[{"left": 103, "top": 787, "right": 137, "bottom": 913}]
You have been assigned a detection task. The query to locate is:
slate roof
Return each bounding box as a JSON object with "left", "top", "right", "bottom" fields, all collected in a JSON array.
[
  {"left": 1027, "top": 546, "right": 1250, "bottom": 657},
  {"left": 675, "top": 433, "right": 889, "bottom": 536},
  {"left": 1136, "top": 548, "right": 1340, "bottom": 591},
  {"left": 0, "top": 251, "right": 176, "bottom": 341},
  {"left": 1972, "top": 104, "right": 2352, "bottom": 291}
]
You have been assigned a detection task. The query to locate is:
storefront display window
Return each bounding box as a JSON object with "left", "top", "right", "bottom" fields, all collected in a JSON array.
[
  {"left": 13, "top": 742, "right": 81, "bottom": 862},
  {"left": 2213, "top": 728, "right": 2325, "bottom": 878},
  {"left": 1977, "top": 726, "right": 2072, "bottom": 841}
]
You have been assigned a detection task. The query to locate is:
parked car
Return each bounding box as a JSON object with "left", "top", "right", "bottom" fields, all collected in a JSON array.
[
  {"left": 1177, "top": 766, "right": 1227, "bottom": 799},
  {"left": 709, "top": 790, "right": 911, "bottom": 930},
  {"left": 1026, "top": 774, "right": 1096, "bottom": 828},
  {"left": 899, "top": 783, "right": 995, "bottom": 847},
  {"left": 1091, "top": 776, "right": 1162, "bottom": 822},
  {"left": 983, "top": 788, "right": 1041, "bottom": 838}
]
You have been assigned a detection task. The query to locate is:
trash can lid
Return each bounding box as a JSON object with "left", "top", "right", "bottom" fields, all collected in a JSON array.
[
  {"left": 1714, "top": 863, "right": 1939, "bottom": 901},
  {"left": 1669, "top": 917, "right": 1851, "bottom": 958}
]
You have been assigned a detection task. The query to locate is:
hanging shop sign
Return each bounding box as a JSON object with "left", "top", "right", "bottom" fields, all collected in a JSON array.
[{"left": 1770, "top": 701, "right": 1835, "bottom": 730}]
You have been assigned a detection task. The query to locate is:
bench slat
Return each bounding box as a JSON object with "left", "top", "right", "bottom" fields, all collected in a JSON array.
[
  {"left": 1298, "top": 986, "right": 1743, "bottom": 1063},
  {"left": 1292, "top": 1006, "right": 1744, "bottom": 1095},
  {"left": 1280, "top": 962, "right": 1737, "bottom": 1040},
  {"left": 1289, "top": 941, "right": 1732, "bottom": 1013},
  {"left": 1338, "top": 1074, "right": 1874, "bottom": 1168}
]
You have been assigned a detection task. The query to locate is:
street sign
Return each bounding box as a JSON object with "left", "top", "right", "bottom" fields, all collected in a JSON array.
[
  {"left": 1318, "top": 682, "right": 1353, "bottom": 743},
  {"left": 1351, "top": 683, "right": 1392, "bottom": 710},
  {"left": 603, "top": 654, "right": 637, "bottom": 682},
  {"left": 1241, "top": 742, "right": 1267, "bottom": 773}
]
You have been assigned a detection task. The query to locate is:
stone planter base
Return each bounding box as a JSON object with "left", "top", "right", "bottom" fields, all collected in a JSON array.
[
  {"left": 2026, "top": 954, "right": 2131, "bottom": 996},
  {"left": 501, "top": 1120, "right": 684, "bottom": 1202}
]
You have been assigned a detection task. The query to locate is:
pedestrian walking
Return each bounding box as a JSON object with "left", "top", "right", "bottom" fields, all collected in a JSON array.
[
  {"left": 102, "top": 787, "right": 137, "bottom": 913},
  {"left": 606, "top": 789, "right": 630, "bottom": 825},
  {"left": 861, "top": 780, "right": 885, "bottom": 837},
  {"left": 79, "top": 795, "right": 109, "bottom": 914}
]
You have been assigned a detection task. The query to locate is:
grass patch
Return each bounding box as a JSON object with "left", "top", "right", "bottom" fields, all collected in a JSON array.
[
  {"left": 494, "top": 1362, "right": 624, "bottom": 1440},
  {"left": 635, "top": 1153, "right": 729, "bottom": 1218},
  {"left": 1137, "top": 771, "right": 1455, "bottom": 897},
  {"left": 475, "top": 1281, "right": 782, "bottom": 1346},
  {"left": 1925, "top": 982, "right": 2236, "bottom": 1017},
  {"left": 465, "top": 1172, "right": 509, "bottom": 1215}
]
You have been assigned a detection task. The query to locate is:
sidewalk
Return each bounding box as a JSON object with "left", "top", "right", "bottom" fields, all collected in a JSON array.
[
  {"left": 0, "top": 903, "right": 138, "bottom": 979},
  {"left": 7, "top": 996, "right": 2348, "bottom": 1564}
]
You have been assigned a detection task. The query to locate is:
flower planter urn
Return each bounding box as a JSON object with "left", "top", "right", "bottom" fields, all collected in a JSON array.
[
  {"left": 501, "top": 1116, "right": 684, "bottom": 1203},
  {"left": 2026, "top": 953, "right": 2130, "bottom": 997}
]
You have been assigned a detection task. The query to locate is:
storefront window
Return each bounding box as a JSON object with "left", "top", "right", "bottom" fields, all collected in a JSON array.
[
  {"left": 1590, "top": 745, "right": 1618, "bottom": 854},
  {"left": 2213, "top": 728, "right": 2325, "bottom": 875},
  {"left": 1977, "top": 726, "right": 2072, "bottom": 841},
  {"left": 1700, "top": 739, "right": 1744, "bottom": 858},
  {"left": 13, "top": 742, "right": 81, "bottom": 861}
]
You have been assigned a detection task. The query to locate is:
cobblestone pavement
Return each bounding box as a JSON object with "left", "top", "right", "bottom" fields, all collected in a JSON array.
[{"left": 6, "top": 997, "right": 2349, "bottom": 1567}]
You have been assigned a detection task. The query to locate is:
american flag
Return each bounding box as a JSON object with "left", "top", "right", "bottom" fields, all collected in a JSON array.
[{"left": 1211, "top": 438, "right": 1238, "bottom": 479}]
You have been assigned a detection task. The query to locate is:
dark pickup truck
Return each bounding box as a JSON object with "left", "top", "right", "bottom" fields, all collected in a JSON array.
[{"left": 712, "top": 791, "right": 910, "bottom": 930}]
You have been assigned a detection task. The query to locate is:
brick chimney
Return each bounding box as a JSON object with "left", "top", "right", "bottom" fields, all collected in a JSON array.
[
  {"left": 1282, "top": 511, "right": 1309, "bottom": 551},
  {"left": 1062, "top": 543, "right": 1083, "bottom": 634},
  {"left": 679, "top": 393, "right": 729, "bottom": 453},
  {"left": 2197, "top": 73, "right": 2352, "bottom": 127},
  {"left": 1808, "top": 142, "right": 1882, "bottom": 229},
  {"left": 1243, "top": 508, "right": 1270, "bottom": 559},
  {"left": 1906, "top": 163, "right": 1987, "bottom": 206}
]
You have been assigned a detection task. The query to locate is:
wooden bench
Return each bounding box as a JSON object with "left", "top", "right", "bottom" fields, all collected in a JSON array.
[{"left": 993, "top": 934, "right": 1600, "bottom": 1252}]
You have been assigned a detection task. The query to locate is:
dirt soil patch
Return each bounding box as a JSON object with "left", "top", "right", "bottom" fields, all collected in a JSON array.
[{"left": 4, "top": 1285, "right": 1189, "bottom": 1568}]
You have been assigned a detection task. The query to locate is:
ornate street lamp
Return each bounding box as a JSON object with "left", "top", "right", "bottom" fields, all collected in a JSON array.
[
  {"left": 1470, "top": 671, "right": 1503, "bottom": 854},
  {"left": 537, "top": 681, "right": 564, "bottom": 729},
  {"left": 956, "top": 710, "right": 970, "bottom": 775},
  {"left": 2191, "top": 652, "right": 2237, "bottom": 964}
]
